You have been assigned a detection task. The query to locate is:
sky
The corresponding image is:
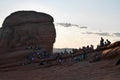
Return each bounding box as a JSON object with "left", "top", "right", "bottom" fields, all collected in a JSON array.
[{"left": 0, "top": 0, "right": 120, "bottom": 48}]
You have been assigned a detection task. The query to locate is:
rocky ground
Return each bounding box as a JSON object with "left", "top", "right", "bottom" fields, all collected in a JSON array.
[{"left": 0, "top": 56, "right": 120, "bottom": 80}]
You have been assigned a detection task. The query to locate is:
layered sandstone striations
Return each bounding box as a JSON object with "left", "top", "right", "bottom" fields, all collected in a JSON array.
[{"left": 0, "top": 11, "right": 56, "bottom": 54}]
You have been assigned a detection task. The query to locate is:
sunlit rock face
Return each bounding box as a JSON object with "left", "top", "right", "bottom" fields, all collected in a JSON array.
[{"left": 0, "top": 11, "right": 56, "bottom": 53}]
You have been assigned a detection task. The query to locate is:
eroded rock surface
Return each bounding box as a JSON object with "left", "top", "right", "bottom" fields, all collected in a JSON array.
[{"left": 0, "top": 11, "right": 56, "bottom": 54}]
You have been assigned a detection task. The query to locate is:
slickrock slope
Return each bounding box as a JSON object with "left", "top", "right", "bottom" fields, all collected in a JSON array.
[{"left": 0, "top": 41, "right": 120, "bottom": 80}]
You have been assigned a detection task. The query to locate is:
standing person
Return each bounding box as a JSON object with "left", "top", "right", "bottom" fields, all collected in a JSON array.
[
  {"left": 90, "top": 44, "right": 94, "bottom": 50},
  {"left": 106, "top": 39, "right": 111, "bottom": 45},
  {"left": 100, "top": 37, "right": 104, "bottom": 47},
  {"left": 81, "top": 50, "right": 86, "bottom": 60},
  {"left": 56, "top": 53, "right": 62, "bottom": 64}
]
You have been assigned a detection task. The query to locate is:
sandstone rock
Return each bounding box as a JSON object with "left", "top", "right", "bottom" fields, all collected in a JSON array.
[
  {"left": 2, "top": 11, "right": 54, "bottom": 27},
  {"left": 0, "top": 11, "right": 56, "bottom": 54}
]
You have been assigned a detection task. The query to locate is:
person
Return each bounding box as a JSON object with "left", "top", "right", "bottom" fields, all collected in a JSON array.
[
  {"left": 106, "top": 39, "right": 111, "bottom": 45},
  {"left": 100, "top": 37, "right": 104, "bottom": 47},
  {"left": 90, "top": 44, "right": 94, "bottom": 50},
  {"left": 81, "top": 50, "right": 86, "bottom": 60},
  {"left": 104, "top": 41, "right": 107, "bottom": 46},
  {"left": 89, "top": 54, "right": 101, "bottom": 63},
  {"left": 25, "top": 54, "right": 35, "bottom": 65},
  {"left": 64, "top": 49, "right": 68, "bottom": 55},
  {"left": 115, "top": 59, "right": 120, "bottom": 65},
  {"left": 56, "top": 53, "right": 62, "bottom": 64}
]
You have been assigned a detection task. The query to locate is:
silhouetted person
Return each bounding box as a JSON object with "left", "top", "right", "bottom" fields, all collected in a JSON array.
[
  {"left": 56, "top": 53, "right": 62, "bottom": 64},
  {"left": 72, "top": 49, "right": 78, "bottom": 54},
  {"left": 86, "top": 45, "right": 90, "bottom": 49},
  {"left": 90, "top": 44, "right": 94, "bottom": 50},
  {"left": 25, "top": 54, "right": 35, "bottom": 65},
  {"left": 64, "top": 49, "right": 68, "bottom": 55},
  {"left": 106, "top": 39, "right": 111, "bottom": 45},
  {"left": 81, "top": 50, "right": 86, "bottom": 60},
  {"left": 104, "top": 41, "right": 107, "bottom": 46},
  {"left": 100, "top": 37, "right": 104, "bottom": 47},
  {"left": 89, "top": 54, "right": 101, "bottom": 63},
  {"left": 116, "top": 59, "right": 120, "bottom": 65}
]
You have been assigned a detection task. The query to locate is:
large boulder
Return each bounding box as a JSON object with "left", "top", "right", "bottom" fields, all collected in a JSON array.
[{"left": 0, "top": 11, "right": 56, "bottom": 54}]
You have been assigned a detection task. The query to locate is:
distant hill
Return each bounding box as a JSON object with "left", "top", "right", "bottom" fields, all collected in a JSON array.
[{"left": 53, "top": 48, "right": 74, "bottom": 53}]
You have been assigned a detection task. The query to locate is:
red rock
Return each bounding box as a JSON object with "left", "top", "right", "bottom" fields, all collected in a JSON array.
[{"left": 0, "top": 11, "right": 56, "bottom": 54}]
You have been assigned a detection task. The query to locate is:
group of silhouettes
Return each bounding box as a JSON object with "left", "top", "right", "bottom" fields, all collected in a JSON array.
[
  {"left": 22, "top": 37, "right": 112, "bottom": 66},
  {"left": 99, "top": 37, "right": 111, "bottom": 47}
]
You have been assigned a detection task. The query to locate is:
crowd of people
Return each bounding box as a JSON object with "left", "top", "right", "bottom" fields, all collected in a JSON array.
[
  {"left": 23, "top": 47, "right": 88, "bottom": 65},
  {"left": 97, "top": 37, "right": 111, "bottom": 49},
  {"left": 22, "top": 37, "right": 112, "bottom": 66}
]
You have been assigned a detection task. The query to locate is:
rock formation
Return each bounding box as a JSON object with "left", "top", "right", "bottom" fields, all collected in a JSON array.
[{"left": 0, "top": 11, "right": 56, "bottom": 54}]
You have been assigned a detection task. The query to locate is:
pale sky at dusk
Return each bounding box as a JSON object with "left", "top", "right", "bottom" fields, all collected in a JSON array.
[{"left": 0, "top": 0, "right": 120, "bottom": 48}]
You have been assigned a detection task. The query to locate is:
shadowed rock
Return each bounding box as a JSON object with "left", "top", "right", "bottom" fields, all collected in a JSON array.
[{"left": 0, "top": 11, "right": 56, "bottom": 54}]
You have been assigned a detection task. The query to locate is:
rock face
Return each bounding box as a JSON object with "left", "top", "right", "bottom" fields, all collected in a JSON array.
[{"left": 0, "top": 11, "right": 56, "bottom": 54}]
